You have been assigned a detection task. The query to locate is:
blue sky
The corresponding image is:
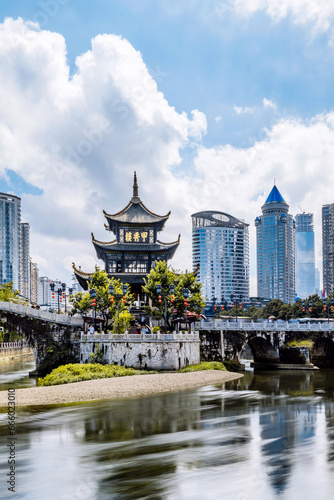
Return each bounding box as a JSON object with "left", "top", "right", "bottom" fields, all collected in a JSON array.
[{"left": 0, "top": 0, "right": 333, "bottom": 291}]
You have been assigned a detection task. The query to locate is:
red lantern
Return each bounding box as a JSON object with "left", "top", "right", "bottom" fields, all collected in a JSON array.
[
  {"left": 59, "top": 297, "right": 62, "bottom": 303},
  {"left": 239, "top": 302, "right": 242, "bottom": 309},
  {"left": 231, "top": 302, "right": 234, "bottom": 308},
  {"left": 62, "top": 292, "right": 65, "bottom": 298},
  {"left": 52, "top": 292, "right": 55, "bottom": 299},
  {"left": 309, "top": 307, "right": 312, "bottom": 312},
  {"left": 110, "top": 296, "right": 114, "bottom": 303},
  {"left": 302, "top": 306, "right": 305, "bottom": 312},
  {"left": 324, "top": 305, "right": 327, "bottom": 312},
  {"left": 158, "top": 295, "right": 162, "bottom": 304},
  {"left": 221, "top": 305, "right": 224, "bottom": 311},
  {"left": 123, "top": 296, "right": 126, "bottom": 304},
  {"left": 214, "top": 305, "right": 217, "bottom": 311},
  {"left": 170, "top": 295, "right": 174, "bottom": 303}
]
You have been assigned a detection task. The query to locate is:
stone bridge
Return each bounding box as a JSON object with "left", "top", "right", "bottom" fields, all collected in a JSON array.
[
  {"left": 197, "top": 319, "right": 334, "bottom": 369},
  {"left": 0, "top": 300, "right": 83, "bottom": 327}
]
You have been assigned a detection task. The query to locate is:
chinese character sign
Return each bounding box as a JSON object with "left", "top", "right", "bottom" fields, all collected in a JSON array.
[{"left": 123, "top": 230, "right": 153, "bottom": 243}]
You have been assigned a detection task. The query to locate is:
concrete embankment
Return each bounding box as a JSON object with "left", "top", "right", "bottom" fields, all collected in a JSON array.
[{"left": 0, "top": 346, "right": 34, "bottom": 363}]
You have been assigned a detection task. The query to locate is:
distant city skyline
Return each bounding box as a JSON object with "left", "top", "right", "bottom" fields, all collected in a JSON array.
[{"left": 0, "top": 3, "right": 333, "bottom": 292}]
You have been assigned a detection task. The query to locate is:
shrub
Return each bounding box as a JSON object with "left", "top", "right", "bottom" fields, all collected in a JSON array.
[
  {"left": 37, "top": 363, "right": 157, "bottom": 386},
  {"left": 178, "top": 361, "right": 227, "bottom": 373},
  {"left": 152, "top": 326, "right": 160, "bottom": 333}
]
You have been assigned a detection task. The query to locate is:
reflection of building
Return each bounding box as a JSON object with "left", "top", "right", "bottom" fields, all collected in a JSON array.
[
  {"left": 255, "top": 185, "right": 295, "bottom": 303},
  {"left": 322, "top": 203, "right": 334, "bottom": 296},
  {"left": 73, "top": 173, "right": 180, "bottom": 295},
  {"left": 295, "top": 213, "right": 316, "bottom": 298},
  {"left": 192, "top": 211, "right": 249, "bottom": 302},
  {"left": 0, "top": 192, "right": 21, "bottom": 290}
]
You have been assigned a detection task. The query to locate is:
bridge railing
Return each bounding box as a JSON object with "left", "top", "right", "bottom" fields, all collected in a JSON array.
[
  {"left": 80, "top": 332, "right": 200, "bottom": 341},
  {"left": 0, "top": 300, "right": 84, "bottom": 326},
  {"left": 197, "top": 319, "right": 334, "bottom": 332},
  {"left": 0, "top": 341, "right": 28, "bottom": 349}
]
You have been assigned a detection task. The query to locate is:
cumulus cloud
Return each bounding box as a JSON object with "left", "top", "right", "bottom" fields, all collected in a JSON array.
[
  {"left": 263, "top": 98, "right": 277, "bottom": 110},
  {"left": 186, "top": 113, "right": 334, "bottom": 291},
  {"left": 234, "top": 106, "right": 254, "bottom": 114},
  {"left": 235, "top": 0, "right": 334, "bottom": 36},
  {"left": 0, "top": 18, "right": 333, "bottom": 294},
  {"left": 0, "top": 18, "right": 206, "bottom": 281}
]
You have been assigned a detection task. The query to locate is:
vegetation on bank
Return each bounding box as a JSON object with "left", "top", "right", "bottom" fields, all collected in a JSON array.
[
  {"left": 178, "top": 361, "right": 227, "bottom": 373},
  {"left": 37, "top": 363, "right": 157, "bottom": 386},
  {"left": 286, "top": 340, "right": 314, "bottom": 349}
]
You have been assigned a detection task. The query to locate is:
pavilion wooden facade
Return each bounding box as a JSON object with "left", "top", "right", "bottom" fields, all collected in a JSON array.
[{"left": 73, "top": 173, "right": 180, "bottom": 295}]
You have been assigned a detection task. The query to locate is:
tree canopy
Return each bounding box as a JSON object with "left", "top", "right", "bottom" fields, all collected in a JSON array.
[
  {"left": 142, "top": 261, "right": 205, "bottom": 331},
  {"left": 70, "top": 267, "right": 134, "bottom": 332}
]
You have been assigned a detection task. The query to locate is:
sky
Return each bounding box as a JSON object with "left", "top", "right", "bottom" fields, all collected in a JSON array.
[{"left": 0, "top": 0, "right": 334, "bottom": 294}]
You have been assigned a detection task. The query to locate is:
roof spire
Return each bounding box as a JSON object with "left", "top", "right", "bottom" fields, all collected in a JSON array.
[{"left": 133, "top": 171, "right": 138, "bottom": 197}]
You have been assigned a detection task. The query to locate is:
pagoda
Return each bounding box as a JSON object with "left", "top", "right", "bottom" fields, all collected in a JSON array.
[{"left": 73, "top": 173, "right": 180, "bottom": 295}]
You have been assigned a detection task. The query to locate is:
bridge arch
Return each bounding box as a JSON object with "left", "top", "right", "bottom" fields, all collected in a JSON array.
[{"left": 243, "top": 334, "right": 280, "bottom": 364}]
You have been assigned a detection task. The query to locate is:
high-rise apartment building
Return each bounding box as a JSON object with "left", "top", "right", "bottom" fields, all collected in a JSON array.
[
  {"left": 255, "top": 185, "right": 295, "bottom": 303},
  {"left": 322, "top": 203, "right": 334, "bottom": 296},
  {"left": 192, "top": 211, "right": 249, "bottom": 303},
  {"left": 295, "top": 213, "right": 316, "bottom": 298},
  {"left": 30, "top": 261, "right": 39, "bottom": 304},
  {"left": 0, "top": 192, "right": 21, "bottom": 290},
  {"left": 21, "top": 222, "right": 30, "bottom": 299}
]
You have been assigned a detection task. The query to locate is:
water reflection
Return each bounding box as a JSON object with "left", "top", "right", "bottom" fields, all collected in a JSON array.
[
  {"left": 0, "top": 357, "right": 36, "bottom": 391},
  {"left": 0, "top": 370, "right": 334, "bottom": 499}
]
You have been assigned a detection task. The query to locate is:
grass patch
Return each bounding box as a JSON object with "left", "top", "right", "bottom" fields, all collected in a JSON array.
[
  {"left": 286, "top": 340, "right": 314, "bottom": 349},
  {"left": 178, "top": 361, "right": 227, "bottom": 373},
  {"left": 37, "top": 363, "right": 157, "bottom": 387}
]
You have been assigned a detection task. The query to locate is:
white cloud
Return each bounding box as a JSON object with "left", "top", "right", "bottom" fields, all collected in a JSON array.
[
  {"left": 235, "top": 0, "right": 334, "bottom": 36},
  {"left": 1, "top": 18, "right": 333, "bottom": 296},
  {"left": 0, "top": 18, "right": 206, "bottom": 282},
  {"left": 234, "top": 106, "right": 254, "bottom": 114},
  {"left": 263, "top": 98, "right": 277, "bottom": 110},
  {"left": 215, "top": 115, "right": 222, "bottom": 123},
  {"left": 188, "top": 113, "right": 334, "bottom": 292}
]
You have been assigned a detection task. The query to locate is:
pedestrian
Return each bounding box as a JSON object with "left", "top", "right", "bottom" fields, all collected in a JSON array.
[
  {"left": 141, "top": 325, "right": 147, "bottom": 334},
  {"left": 89, "top": 325, "right": 94, "bottom": 334}
]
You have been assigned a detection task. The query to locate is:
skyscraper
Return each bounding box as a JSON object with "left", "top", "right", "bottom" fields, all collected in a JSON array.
[
  {"left": 255, "top": 185, "right": 295, "bottom": 303},
  {"left": 0, "top": 192, "right": 21, "bottom": 290},
  {"left": 295, "top": 213, "right": 316, "bottom": 298},
  {"left": 322, "top": 203, "right": 334, "bottom": 296},
  {"left": 192, "top": 211, "right": 249, "bottom": 303},
  {"left": 21, "top": 222, "right": 30, "bottom": 299}
]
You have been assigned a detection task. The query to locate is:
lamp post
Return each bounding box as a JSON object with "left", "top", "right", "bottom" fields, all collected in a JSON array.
[
  {"left": 61, "top": 283, "right": 67, "bottom": 313},
  {"left": 109, "top": 283, "right": 128, "bottom": 332},
  {"left": 90, "top": 288, "right": 96, "bottom": 330},
  {"left": 50, "top": 282, "right": 63, "bottom": 314},
  {"left": 156, "top": 283, "right": 175, "bottom": 334},
  {"left": 221, "top": 296, "right": 227, "bottom": 315},
  {"left": 323, "top": 298, "right": 334, "bottom": 323},
  {"left": 183, "top": 288, "right": 189, "bottom": 333},
  {"left": 230, "top": 294, "right": 242, "bottom": 324}
]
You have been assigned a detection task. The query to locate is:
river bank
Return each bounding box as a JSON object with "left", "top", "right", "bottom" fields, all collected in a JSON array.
[{"left": 0, "top": 370, "right": 242, "bottom": 407}]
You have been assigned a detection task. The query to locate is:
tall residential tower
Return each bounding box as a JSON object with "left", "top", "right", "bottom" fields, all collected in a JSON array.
[
  {"left": 295, "top": 213, "right": 316, "bottom": 298},
  {"left": 322, "top": 203, "right": 334, "bottom": 296},
  {"left": 255, "top": 185, "right": 295, "bottom": 303},
  {"left": 192, "top": 211, "right": 249, "bottom": 303},
  {"left": 0, "top": 192, "right": 21, "bottom": 290}
]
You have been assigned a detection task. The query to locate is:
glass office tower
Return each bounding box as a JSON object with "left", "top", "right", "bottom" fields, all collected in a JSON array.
[
  {"left": 255, "top": 185, "right": 295, "bottom": 303},
  {"left": 0, "top": 192, "right": 21, "bottom": 290},
  {"left": 295, "top": 213, "right": 316, "bottom": 298},
  {"left": 192, "top": 211, "right": 249, "bottom": 303}
]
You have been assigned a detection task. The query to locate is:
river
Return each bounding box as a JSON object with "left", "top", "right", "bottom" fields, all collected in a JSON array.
[{"left": 1, "top": 360, "right": 334, "bottom": 500}]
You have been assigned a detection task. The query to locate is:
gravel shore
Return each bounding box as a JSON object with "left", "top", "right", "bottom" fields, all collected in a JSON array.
[{"left": 0, "top": 371, "right": 242, "bottom": 407}]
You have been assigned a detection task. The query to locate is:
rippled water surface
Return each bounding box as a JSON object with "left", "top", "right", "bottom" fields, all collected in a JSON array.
[{"left": 1, "top": 362, "right": 334, "bottom": 500}]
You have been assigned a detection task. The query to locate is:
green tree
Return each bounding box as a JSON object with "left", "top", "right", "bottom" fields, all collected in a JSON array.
[
  {"left": 0, "top": 282, "right": 20, "bottom": 302},
  {"left": 70, "top": 267, "right": 134, "bottom": 331},
  {"left": 142, "top": 261, "right": 205, "bottom": 331}
]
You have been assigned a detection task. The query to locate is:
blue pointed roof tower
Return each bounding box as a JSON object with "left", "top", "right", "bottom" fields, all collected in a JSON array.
[
  {"left": 265, "top": 185, "right": 285, "bottom": 203},
  {"left": 262, "top": 184, "right": 288, "bottom": 214}
]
